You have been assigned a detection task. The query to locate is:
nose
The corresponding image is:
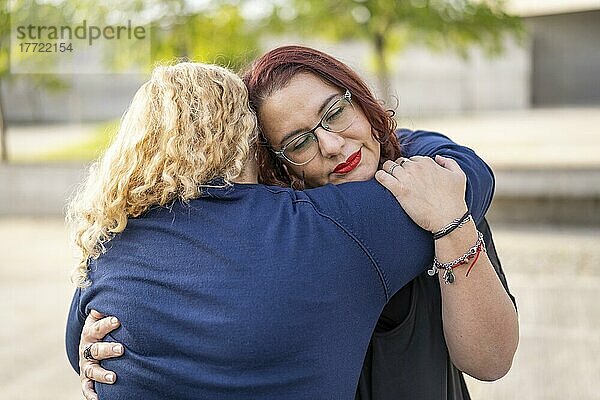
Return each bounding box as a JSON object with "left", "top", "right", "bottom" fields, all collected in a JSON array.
[{"left": 315, "top": 128, "right": 344, "bottom": 158}]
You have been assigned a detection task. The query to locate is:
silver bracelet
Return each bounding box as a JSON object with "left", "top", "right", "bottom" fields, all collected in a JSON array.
[
  {"left": 433, "top": 211, "right": 472, "bottom": 240},
  {"left": 427, "top": 231, "right": 486, "bottom": 284}
]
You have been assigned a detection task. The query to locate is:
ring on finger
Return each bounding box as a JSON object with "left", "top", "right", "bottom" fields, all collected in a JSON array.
[
  {"left": 399, "top": 158, "right": 408, "bottom": 167},
  {"left": 388, "top": 162, "right": 400, "bottom": 175},
  {"left": 83, "top": 344, "right": 97, "bottom": 361}
]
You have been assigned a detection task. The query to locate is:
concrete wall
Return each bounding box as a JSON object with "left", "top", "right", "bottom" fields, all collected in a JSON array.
[
  {"left": 3, "top": 74, "right": 145, "bottom": 123},
  {"left": 527, "top": 10, "right": 600, "bottom": 106},
  {"left": 390, "top": 40, "right": 531, "bottom": 117},
  {"left": 260, "top": 37, "right": 530, "bottom": 117},
  {"left": 0, "top": 164, "right": 87, "bottom": 217}
]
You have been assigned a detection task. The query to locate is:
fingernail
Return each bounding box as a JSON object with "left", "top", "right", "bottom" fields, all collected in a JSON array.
[
  {"left": 106, "top": 373, "right": 114, "bottom": 383},
  {"left": 113, "top": 344, "right": 123, "bottom": 354},
  {"left": 110, "top": 317, "right": 119, "bottom": 325}
]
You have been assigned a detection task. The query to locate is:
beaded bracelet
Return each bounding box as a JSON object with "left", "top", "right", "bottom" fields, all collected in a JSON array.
[
  {"left": 433, "top": 211, "right": 472, "bottom": 240},
  {"left": 427, "top": 231, "right": 486, "bottom": 284}
]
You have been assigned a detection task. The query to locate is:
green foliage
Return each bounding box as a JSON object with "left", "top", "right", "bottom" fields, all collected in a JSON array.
[
  {"left": 65, "top": 0, "right": 261, "bottom": 72},
  {"left": 13, "top": 120, "right": 117, "bottom": 163},
  {"left": 0, "top": 0, "right": 9, "bottom": 78},
  {"left": 2, "top": 0, "right": 263, "bottom": 77},
  {"left": 2, "top": 0, "right": 523, "bottom": 90},
  {"left": 150, "top": 1, "right": 261, "bottom": 71},
  {"left": 2, "top": 0, "right": 72, "bottom": 80},
  {"left": 1, "top": 0, "right": 525, "bottom": 161},
  {"left": 268, "top": 0, "right": 524, "bottom": 97},
  {"left": 272, "top": 0, "right": 523, "bottom": 55}
]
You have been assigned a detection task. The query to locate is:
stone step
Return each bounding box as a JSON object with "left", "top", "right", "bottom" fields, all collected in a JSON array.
[{"left": 488, "top": 168, "right": 600, "bottom": 226}]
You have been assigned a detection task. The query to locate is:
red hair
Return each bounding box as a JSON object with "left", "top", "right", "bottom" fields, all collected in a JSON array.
[{"left": 242, "top": 45, "right": 401, "bottom": 188}]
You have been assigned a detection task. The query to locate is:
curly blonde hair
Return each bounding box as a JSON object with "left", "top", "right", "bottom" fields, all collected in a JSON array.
[{"left": 67, "top": 62, "right": 257, "bottom": 287}]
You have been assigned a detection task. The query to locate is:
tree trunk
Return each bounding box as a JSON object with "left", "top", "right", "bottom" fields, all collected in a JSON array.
[
  {"left": 374, "top": 32, "right": 391, "bottom": 105},
  {"left": 0, "top": 79, "right": 6, "bottom": 163}
]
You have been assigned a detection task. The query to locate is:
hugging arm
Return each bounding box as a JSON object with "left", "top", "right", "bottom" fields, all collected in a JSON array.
[
  {"left": 387, "top": 130, "right": 519, "bottom": 380},
  {"left": 397, "top": 129, "right": 495, "bottom": 222},
  {"left": 66, "top": 290, "right": 122, "bottom": 400}
]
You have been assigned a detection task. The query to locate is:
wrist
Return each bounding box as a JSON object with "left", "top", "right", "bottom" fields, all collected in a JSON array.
[
  {"left": 430, "top": 204, "right": 468, "bottom": 233},
  {"left": 434, "top": 220, "right": 479, "bottom": 255},
  {"left": 430, "top": 204, "right": 469, "bottom": 235},
  {"left": 431, "top": 222, "right": 485, "bottom": 284}
]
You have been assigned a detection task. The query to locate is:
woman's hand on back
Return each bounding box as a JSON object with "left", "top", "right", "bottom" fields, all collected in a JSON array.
[
  {"left": 375, "top": 155, "right": 468, "bottom": 232},
  {"left": 79, "top": 310, "right": 124, "bottom": 400}
]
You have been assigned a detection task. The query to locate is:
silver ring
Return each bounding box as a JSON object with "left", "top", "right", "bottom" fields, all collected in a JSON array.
[
  {"left": 388, "top": 162, "right": 400, "bottom": 175},
  {"left": 83, "top": 344, "right": 97, "bottom": 361},
  {"left": 399, "top": 158, "right": 408, "bottom": 167}
]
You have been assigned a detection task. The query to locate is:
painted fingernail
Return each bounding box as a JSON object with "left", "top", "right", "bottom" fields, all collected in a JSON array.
[
  {"left": 113, "top": 344, "right": 123, "bottom": 354},
  {"left": 110, "top": 317, "right": 119, "bottom": 325},
  {"left": 105, "top": 373, "right": 114, "bottom": 383}
]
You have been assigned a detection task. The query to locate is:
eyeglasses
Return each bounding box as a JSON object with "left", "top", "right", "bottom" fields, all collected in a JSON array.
[{"left": 271, "top": 90, "right": 356, "bottom": 166}]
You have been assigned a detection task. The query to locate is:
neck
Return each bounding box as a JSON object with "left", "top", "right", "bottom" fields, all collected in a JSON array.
[{"left": 232, "top": 156, "right": 259, "bottom": 184}]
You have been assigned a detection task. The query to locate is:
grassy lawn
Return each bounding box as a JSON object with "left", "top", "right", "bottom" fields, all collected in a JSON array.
[{"left": 12, "top": 120, "right": 118, "bottom": 163}]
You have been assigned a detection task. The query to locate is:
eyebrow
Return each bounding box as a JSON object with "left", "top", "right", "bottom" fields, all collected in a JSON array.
[{"left": 278, "top": 93, "right": 340, "bottom": 146}]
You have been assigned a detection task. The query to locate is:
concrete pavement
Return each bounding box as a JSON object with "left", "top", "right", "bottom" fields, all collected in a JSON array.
[{"left": 405, "top": 107, "right": 600, "bottom": 170}]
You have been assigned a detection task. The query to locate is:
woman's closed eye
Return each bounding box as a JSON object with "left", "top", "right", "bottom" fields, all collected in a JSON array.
[
  {"left": 290, "top": 134, "right": 316, "bottom": 151},
  {"left": 324, "top": 105, "right": 345, "bottom": 125}
]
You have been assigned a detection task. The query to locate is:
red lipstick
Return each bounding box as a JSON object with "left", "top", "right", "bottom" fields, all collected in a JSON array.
[{"left": 333, "top": 148, "right": 362, "bottom": 174}]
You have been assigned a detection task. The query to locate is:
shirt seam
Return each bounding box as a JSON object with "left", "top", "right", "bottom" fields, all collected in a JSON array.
[{"left": 293, "top": 198, "right": 391, "bottom": 301}]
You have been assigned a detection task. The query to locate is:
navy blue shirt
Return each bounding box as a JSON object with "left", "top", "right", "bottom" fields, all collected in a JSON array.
[{"left": 66, "top": 131, "right": 494, "bottom": 399}]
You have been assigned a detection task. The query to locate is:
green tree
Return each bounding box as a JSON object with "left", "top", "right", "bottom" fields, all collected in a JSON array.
[
  {"left": 0, "top": 0, "right": 69, "bottom": 162},
  {"left": 0, "top": 0, "right": 262, "bottom": 162},
  {"left": 269, "top": 0, "right": 523, "bottom": 101},
  {"left": 0, "top": 1, "right": 8, "bottom": 162},
  {"left": 74, "top": 0, "right": 262, "bottom": 72},
  {"left": 149, "top": 1, "right": 262, "bottom": 71}
]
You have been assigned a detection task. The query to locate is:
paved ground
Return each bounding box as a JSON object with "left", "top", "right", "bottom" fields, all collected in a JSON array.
[
  {"left": 406, "top": 107, "right": 600, "bottom": 170},
  {"left": 6, "top": 123, "right": 98, "bottom": 161},
  {"left": 1, "top": 218, "right": 599, "bottom": 399}
]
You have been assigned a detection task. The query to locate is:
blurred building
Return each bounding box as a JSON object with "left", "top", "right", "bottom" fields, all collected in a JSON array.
[
  {"left": 3, "top": 1, "right": 600, "bottom": 123},
  {"left": 523, "top": 11, "right": 600, "bottom": 106}
]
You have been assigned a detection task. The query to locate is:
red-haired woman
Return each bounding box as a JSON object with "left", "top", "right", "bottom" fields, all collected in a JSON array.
[{"left": 243, "top": 45, "right": 518, "bottom": 400}]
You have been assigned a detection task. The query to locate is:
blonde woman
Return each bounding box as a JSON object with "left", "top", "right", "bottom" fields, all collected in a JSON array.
[{"left": 66, "top": 62, "right": 497, "bottom": 399}]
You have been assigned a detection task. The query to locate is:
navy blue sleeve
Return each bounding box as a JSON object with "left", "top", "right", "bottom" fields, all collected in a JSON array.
[
  {"left": 397, "top": 129, "right": 495, "bottom": 223},
  {"left": 65, "top": 288, "right": 85, "bottom": 374},
  {"left": 305, "top": 180, "right": 434, "bottom": 300},
  {"left": 305, "top": 131, "right": 495, "bottom": 299}
]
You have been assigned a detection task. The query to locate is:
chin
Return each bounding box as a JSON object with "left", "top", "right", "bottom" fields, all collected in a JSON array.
[
  {"left": 330, "top": 168, "right": 371, "bottom": 185},
  {"left": 351, "top": 171, "right": 373, "bottom": 183},
  {"left": 353, "top": 163, "right": 378, "bottom": 182}
]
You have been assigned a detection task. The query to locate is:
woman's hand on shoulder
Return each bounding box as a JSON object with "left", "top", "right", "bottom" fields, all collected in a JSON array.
[
  {"left": 375, "top": 155, "right": 468, "bottom": 232},
  {"left": 79, "top": 310, "right": 124, "bottom": 400}
]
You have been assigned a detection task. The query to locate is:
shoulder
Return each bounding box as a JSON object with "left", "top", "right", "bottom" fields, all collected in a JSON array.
[{"left": 395, "top": 129, "right": 455, "bottom": 153}]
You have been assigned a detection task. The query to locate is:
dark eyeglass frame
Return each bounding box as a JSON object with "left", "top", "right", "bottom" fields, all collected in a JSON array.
[{"left": 271, "top": 90, "right": 354, "bottom": 166}]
